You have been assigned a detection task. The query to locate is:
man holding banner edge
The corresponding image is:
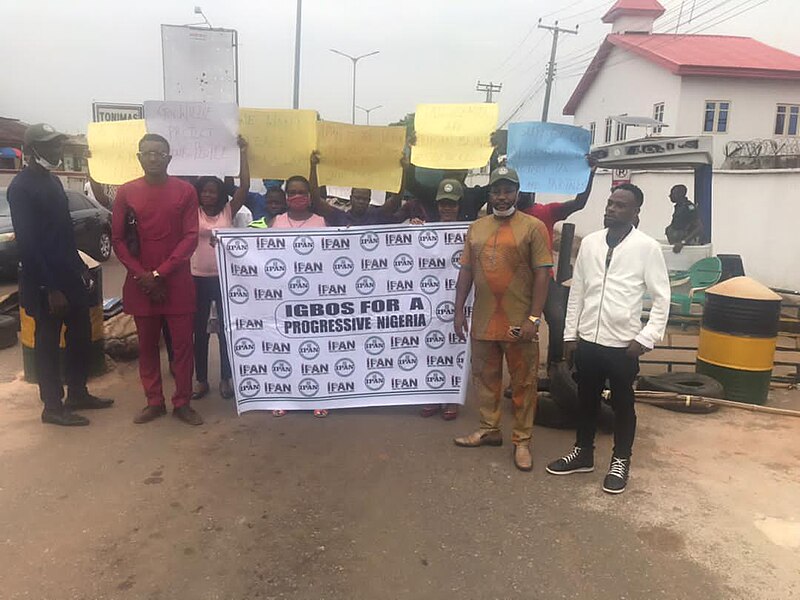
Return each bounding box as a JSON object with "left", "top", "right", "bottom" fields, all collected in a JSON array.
[{"left": 453, "top": 166, "right": 552, "bottom": 472}]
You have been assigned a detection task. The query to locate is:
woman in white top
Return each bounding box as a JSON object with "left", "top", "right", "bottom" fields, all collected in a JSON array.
[
  {"left": 269, "top": 174, "right": 328, "bottom": 417},
  {"left": 190, "top": 137, "right": 250, "bottom": 400}
]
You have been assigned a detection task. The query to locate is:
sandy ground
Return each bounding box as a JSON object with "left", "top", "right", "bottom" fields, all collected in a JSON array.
[{"left": 0, "top": 259, "right": 799, "bottom": 600}]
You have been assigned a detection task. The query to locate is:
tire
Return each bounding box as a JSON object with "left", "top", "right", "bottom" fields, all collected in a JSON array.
[
  {"left": 545, "top": 362, "right": 614, "bottom": 433},
  {"left": 95, "top": 229, "right": 112, "bottom": 262},
  {"left": 637, "top": 373, "right": 722, "bottom": 414},
  {"left": 0, "top": 314, "right": 18, "bottom": 349},
  {"left": 535, "top": 393, "right": 576, "bottom": 429}
]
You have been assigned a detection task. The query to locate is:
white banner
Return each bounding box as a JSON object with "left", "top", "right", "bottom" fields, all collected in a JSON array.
[{"left": 215, "top": 224, "right": 473, "bottom": 413}]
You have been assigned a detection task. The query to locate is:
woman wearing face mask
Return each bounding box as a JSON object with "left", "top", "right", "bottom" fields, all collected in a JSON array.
[
  {"left": 190, "top": 136, "right": 250, "bottom": 401},
  {"left": 268, "top": 174, "right": 327, "bottom": 417}
]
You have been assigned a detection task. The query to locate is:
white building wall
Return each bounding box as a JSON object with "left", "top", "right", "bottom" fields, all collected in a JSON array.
[
  {"left": 551, "top": 169, "right": 800, "bottom": 290},
  {"left": 572, "top": 47, "right": 682, "bottom": 144},
  {"left": 675, "top": 77, "right": 800, "bottom": 165}
]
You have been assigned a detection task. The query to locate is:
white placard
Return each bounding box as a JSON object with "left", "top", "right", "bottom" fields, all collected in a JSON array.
[
  {"left": 215, "top": 224, "right": 473, "bottom": 413},
  {"left": 161, "top": 25, "right": 238, "bottom": 103},
  {"left": 144, "top": 100, "right": 240, "bottom": 176}
]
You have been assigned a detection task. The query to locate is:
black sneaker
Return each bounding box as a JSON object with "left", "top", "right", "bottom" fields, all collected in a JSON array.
[
  {"left": 602, "top": 456, "right": 631, "bottom": 494},
  {"left": 41, "top": 408, "right": 90, "bottom": 427},
  {"left": 546, "top": 446, "right": 594, "bottom": 475},
  {"left": 65, "top": 391, "right": 114, "bottom": 410}
]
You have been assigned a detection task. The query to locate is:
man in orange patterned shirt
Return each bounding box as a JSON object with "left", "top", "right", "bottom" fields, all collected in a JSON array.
[{"left": 453, "top": 166, "right": 552, "bottom": 472}]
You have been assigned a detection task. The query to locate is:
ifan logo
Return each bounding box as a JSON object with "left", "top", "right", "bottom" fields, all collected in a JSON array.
[
  {"left": 293, "top": 235, "right": 314, "bottom": 255},
  {"left": 426, "top": 370, "right": 446, "bottom": 390},
  {"left": 425, "top": 330, "right": 446, "bottom": 350},
  {"left": 393, "top": 253, "right": 414, "bottom": 273},
  {"left": 436, "top": 301, "right": 456, "bottom": 322},
  {"left": 364, "top": 371, "right": 385, "bottom": 391},
  {"left": 420, "top": 275, "right": 440, "bottom": 295},
  {"left": 298, "top": 340, "right": 321, "bottom": 361},
  {"left": 360, "top": 232, "right": 380, "bottom": 252},
  {"left": 233, "top": 337, "right": 256, "bottom": 358},
  {"left": 333, "top": 256, "right": 355, "bottom": 277},
  {"left": 335, "top": 358, "right": 356, "bottom": 377},
  {"left": 238, "top": 377, "right": 260, "bottom": 398},
  {"left": 418, "top": 229, "right": 439, "bottom": 249},
  {"left": 226, "top": 238, "right": 249, "bottom": 258},
  {"left": 356, "top": 275, "right": 376, "bottom": 296},
  {"left": 272, "top": 360, "right": 293, "bottom": 379},
  {"left": 456, "top": 351, "right": 466, "bottom": 369},
  {"left": 228, "top": 284, "right": 249, "bottom": 304},
  {"left": 397, "top": 352, "right": 419, "bottom": 372},
  {"left": 298, "top": 378, "right": 320, "bottom": 397},
  {"left": 264, "top": 258, "right": 287, "bottom": 279},
  {"left": 288, "top": 276, "right": 310, "bottom": 296},
  {"left": 451, "top": 250, "right": 463, "bottom": 269},
  {"left": 364, "top": 336, "right": 385, "bottom": 356}
]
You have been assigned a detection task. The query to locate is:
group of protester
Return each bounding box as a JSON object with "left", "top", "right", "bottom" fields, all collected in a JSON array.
[{"left": 8, "top": 121, "right": 672, "bottom": 494}]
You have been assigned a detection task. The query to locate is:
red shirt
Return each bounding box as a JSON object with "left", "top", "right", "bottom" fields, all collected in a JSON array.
[
  {"left": 112, "top": 177, "right": 199, "bottom": 316},
  {"left": 522, "top": 202, "right": 569, "bottom": 249}
]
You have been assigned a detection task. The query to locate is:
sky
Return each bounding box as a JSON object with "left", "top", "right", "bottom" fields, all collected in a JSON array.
[{"left": 2, "top": 0, "right": 798, "bottom": 134}]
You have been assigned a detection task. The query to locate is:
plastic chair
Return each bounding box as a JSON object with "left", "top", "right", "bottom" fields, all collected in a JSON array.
[{"left": 670, "top": 256, "right": 722, "bottom": 315}]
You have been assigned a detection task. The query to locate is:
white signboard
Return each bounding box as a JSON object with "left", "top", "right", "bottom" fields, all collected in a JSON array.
[
  {"left": 92, "top": 102, "right": 144, "bottom": 123},
  {"left": 143, "top": 100, "right": 240, "bottom": 176},
  {"left": 215, "top": 224, "right": 473, "bottom": 413},
  {"left": 161, "top": 25, "right": 238, "bottom": 103}
]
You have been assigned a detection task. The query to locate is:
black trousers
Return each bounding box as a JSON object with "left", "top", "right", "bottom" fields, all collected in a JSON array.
[
  {"left": 543, "top": 279, "right": 568, "bottom": 365},
  {"left": 193, "top": 276, "right": 231, "bottom": 383},
  {"left": 575, "top": 340, "right": 640, "bottom": 458},
  {"left": 33, "top": 304, "right": 91, "bottom": 410}
]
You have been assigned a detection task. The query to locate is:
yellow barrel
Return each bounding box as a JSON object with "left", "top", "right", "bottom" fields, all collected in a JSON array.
[
  {"left": 696, "top": 276, "right": 781, "bottom": 405},
  {"left": 20, "top": 252, "right": 106, "bottom": 383}
]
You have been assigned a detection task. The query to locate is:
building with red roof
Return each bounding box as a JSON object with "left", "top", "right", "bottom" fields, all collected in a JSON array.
[{"left": 564, "top": 0, "right": 800, "bottom": 167}]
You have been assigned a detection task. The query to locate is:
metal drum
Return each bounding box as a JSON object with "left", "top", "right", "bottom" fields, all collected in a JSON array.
[
  {"left": 696, "top": 276, "right": 781, "bottom": 405},
  {"left": 20, "top": 252, "right": 106, "bottom": 383}
]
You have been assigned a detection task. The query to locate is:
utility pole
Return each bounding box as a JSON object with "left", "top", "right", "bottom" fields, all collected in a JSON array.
[
  {"left": 476, "top": 81, "right": 502, "bottom": 103},
  {"left": 292, "top": 0, "right": 302, "bottom": 108},
  {"left": 538, "top": 20, "right": 578, "bottom": 122},
  {"left": 356, "top": 104, "right": 382, "bottom": 125}
]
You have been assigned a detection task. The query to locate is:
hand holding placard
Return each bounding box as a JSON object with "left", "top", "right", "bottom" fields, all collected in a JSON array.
[{"left": 411, "top": 103, "right": 499, "bottom": 170}]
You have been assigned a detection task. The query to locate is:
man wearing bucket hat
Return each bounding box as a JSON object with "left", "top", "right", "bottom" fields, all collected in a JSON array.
[
  {"left": 7, "top": 124, "right": 114, "bottom": 426},
  {"left": 453, "top": 166, "right": 552, "bottom": 471}
]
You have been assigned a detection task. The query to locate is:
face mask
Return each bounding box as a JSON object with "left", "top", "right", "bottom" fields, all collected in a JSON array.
[
  {"left": 33, "top": 149, "right": 61, "bottom": 171},
  {"left": 287, "top": 193, "right": 310, "bottom": 212},
  {"left": 493, "top": 205, "right": 516, "bottom": 218}
]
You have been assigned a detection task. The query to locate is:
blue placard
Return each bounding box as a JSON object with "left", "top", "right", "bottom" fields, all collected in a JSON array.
[{"left": 507, "top": 122, "right": 591, "bottom": 195}]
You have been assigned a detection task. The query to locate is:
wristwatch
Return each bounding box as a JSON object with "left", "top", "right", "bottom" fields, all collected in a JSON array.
[
  {"left": 152, "top": 270, "right": 161, "bottom": 279},
  {"left": 528, "top": 315, "right": 542, "bottom": 325}
]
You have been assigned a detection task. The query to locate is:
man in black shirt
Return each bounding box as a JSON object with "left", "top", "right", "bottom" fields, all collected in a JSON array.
[
  {"left": 7, "top": 124, "right": 113, "bottom": 426},
  {"left": 665, "top": 185, "right": 702, "bottom": 253}
]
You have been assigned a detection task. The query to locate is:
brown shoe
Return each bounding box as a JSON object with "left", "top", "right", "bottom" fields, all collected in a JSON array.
[
  {"left": 133, "top": 404, "right": 167, "bottom": 424},
  {"left": 513, "top": 444, "right": 533, "bottom": 472},
  {"left": 173, "top": 405, "right": 204, "bottom": 426},
  {"left": 454, "top": 429, "right": 503, "bottom": 448}
]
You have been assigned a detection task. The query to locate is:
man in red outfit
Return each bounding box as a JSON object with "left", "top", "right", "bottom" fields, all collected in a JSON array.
[{"left": 112, "top": 133, "right": 203, "bottom": 426}]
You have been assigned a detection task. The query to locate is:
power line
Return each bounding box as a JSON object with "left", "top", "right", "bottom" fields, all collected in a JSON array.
[{"left": 476, "top": 81, "right": 503, "bottom": 103}]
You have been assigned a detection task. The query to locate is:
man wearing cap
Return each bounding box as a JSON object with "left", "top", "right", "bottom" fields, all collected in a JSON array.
[
  {"left": 7, "top": 124, "right": 114, "bottom": 426},
  {"left": 453, "top": 166, "right": 552, "bottom": 471}
]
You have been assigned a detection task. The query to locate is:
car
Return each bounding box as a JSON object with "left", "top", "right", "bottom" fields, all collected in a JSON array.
[{"left": 0, "top": 186, "right": 113, "bottom": 278}]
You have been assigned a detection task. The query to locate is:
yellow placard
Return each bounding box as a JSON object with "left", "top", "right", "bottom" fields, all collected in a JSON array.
[
  {"left": 410, "top": 103, "right": 499, "bottom": 169},
  {"left": 239, "top": 108, "right": 317, "bottom": 179},
  {"left": 316, "top": 122, "right": 406, "bottom": 193},
  {"left": 87, "top": 120, "right": 146, "bottom": 185}
]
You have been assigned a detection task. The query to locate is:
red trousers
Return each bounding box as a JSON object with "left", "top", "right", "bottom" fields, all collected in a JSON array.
[{"left": 134, "top": 314, "right": 194, "bottom": 408}]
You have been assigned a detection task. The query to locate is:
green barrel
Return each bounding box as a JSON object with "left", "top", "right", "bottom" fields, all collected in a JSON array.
[
  {"left": 696, "top": 276, "right": 781, "bottom": 405},
  {"left": 20, "top": 254, "right": 106, "bottom": 383}
]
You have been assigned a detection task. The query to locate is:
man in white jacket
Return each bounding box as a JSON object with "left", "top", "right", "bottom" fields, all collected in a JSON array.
[{"left": 546, "top": 183, "right": 670, "bottom": 494}]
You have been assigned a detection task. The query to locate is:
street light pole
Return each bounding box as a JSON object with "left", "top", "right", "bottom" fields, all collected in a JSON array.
[
  {"left": 356, "top": 104, "right": 382, "bottom": 125},
  {"left": 330, "top": 49, "right": 380, "bottom": 124},
  {"left": 292, "top": 0, "right": 302, "bottom": 109}
]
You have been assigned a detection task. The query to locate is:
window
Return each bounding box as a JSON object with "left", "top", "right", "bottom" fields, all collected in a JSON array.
[
  {"left": 653, "top": 102, "right": 665, "bottom": 133},
  {"left": 589, "top": 122, "right": 596, "bottom": 145},
  {"left": 775, "top": 104, "right": 800, "bottom": 136},
  {"left": 604, "top": 118, "right": 613, "bottom": 144},
  {"left": 703, "top": 101, "right": 730, "bottom": 133},
  {"left": 615, "top": 114, "right": 627, "bottom": 142}
]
